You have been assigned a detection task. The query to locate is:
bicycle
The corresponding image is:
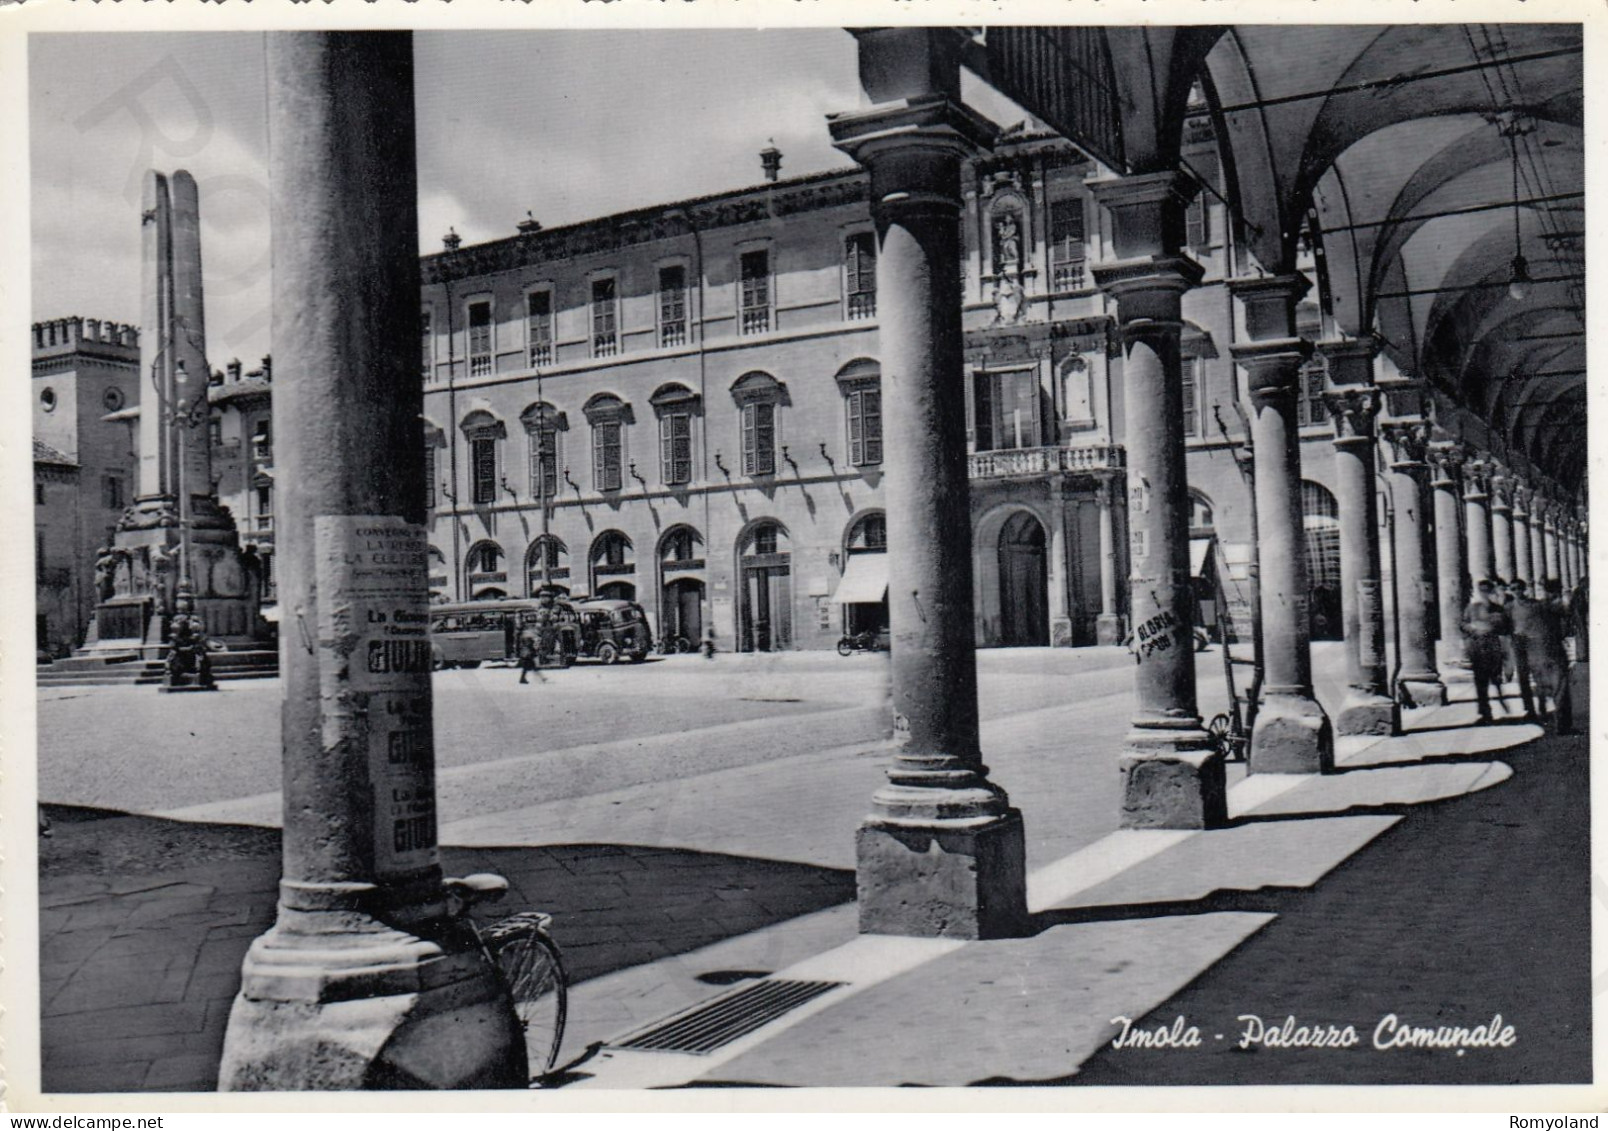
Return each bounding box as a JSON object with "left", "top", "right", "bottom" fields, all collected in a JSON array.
[{"left": 444, "top": 873, "right": 569, "bottom": 1084}]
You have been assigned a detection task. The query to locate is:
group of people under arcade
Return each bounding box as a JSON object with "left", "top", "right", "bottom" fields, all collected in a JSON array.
[{"left": 1460, "top": 574, "right": 1587, "bottom": 732}]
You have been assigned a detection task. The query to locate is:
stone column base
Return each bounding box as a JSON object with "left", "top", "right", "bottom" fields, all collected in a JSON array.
[
  {"left": 856, "top": 809, "right": 1028, "bottom": 940},
  {"left": 1435, "top": 641, "right": 1474, "bottom": 684},
  {"left": 219, "top": 914, "right": 526, "bottom": 1091},
  {"left": 1398, "top": 676, "right": 1448, "bottom": 708},
  {"left": 1336, "top": 689, "right": 1396, "bottom": 737},
  {"left": 1096, "top": 613, "right": 1126, "bottom": 647},
  {"left": 1120, "top": 734, "right": 1227, "bottom": 829},
  {"left": 1050, "top": 617, "right": 1074, "bottom": 648},
  {"left": 1250, "top": 692, "right": 1335, "bottom": 774}
]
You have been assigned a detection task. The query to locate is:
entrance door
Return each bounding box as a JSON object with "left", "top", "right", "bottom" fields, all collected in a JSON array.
[
  {"left": 741, "top": 565, "right": 792, "bottom": 652},
  {"left": 663, "top": 577, "right": 704, "bottom": 646},
  {"left": 998, "top": 511, "right": 1048, "bottom": 646}
]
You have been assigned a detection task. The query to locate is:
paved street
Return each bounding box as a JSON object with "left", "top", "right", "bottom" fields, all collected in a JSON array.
[{"left": 31, "top": 645, "right": 1591, "bottom": 1092}]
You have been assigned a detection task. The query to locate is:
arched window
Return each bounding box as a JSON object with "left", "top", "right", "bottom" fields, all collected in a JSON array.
[
  {"left": 1302, "top": 480, "right": 1342, "bottom": 639},
  {"left": 460, "top": 408, "right": 506, "bottom": 506},
  {"left": 590, "top": 530, "right": 635, "bottom": 595},
  {"left": 1297, "top": 352, "right": 1331, "bottom": 428},
  {"left": 465, "top": 542, "right": 506, "bottom": 598},
  {"left": 519, "top": 402, "right": 567, "bottom": 500},
  {"left": 427, "top": 545, "right": 448, "bottom": 603},
  {"left": 583, "top": 393, "right": 631, "bottom": 493},
  {"left": 650, "top": 383, "right": 701, "bottom": 487},
  {"left": 731, "top": 372, "right": 788, "bottom": 477},
  {"left": 660, "top": 525, "right": 703, "bottom": 565},
  {"left": 835, "top": 360, "right": 882, "bottom": 468},
  {"left": 847, "top": 511, "right": 887, "bottom": 553},
  {"left": 526, "top": 535, "right": 569, "bottom": 594}
]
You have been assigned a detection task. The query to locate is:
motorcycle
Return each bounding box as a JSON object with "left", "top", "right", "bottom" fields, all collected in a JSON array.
[{"left": 837, "top": 628, "right": 890, "bottom": 656}]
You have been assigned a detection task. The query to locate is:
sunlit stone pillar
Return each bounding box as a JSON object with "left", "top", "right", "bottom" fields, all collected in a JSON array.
[
  {"left": 1320, "top": 340, "right": 1393, "bottom": 736},
  {"left": 1530, "top": 495, "right": 1550, "bottom": 587},
  {"left": 1464, "top": 459, "right": 1494, "bottom": 585},
  {"left": 219, "top": 32, "right": 524, "bottom": 1090},
  {"left": 1427, "top": 442, "right": 1469, "bottom": 681},
  {"left": 1543, "top": 505, "right": 1562, "bottom": 583},
  {"left": 1490, "top": 475, "right": 1515, "bottom": 582},
  {"left": 1228, "top": 275, "right": 1331, "bottom": 772},
  {"left": 1380, "top": 401, "right": 1445, "bottom": 704},
  {"left": 1048, "top": 481, "right": 1072, "bottom": 646},
  {"left": 1512, "top": 487, "right": 1534, "bottom": 585},
  {"left": 1096, "top": 475, "right": 1123, "bottom": 645},
  {"left": 828, "top": 28, "right": 1027, "bottom": 939},
  {"left": 1092, "top": 170, "right": 1225, "bottom": 827},
  {"left": 1563, "top": 518, "right": 1579, "bottom": 590}
]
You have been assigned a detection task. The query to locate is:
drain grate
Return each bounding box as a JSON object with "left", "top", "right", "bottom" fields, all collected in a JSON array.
[{"left": 611, "top": 978, "right": 844, "bottom": 1054}]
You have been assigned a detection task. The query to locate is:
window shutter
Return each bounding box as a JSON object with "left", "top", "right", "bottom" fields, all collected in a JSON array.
[
  {"left": 863, "top": 388, "right": 882, "bottom": 464},
  {"left": 1180, "top": 358, "right": 1198, "bottom": 436},
  {"left": 974, "top": 372, "right": 994, "bottom": 452},
  {"left": 742, "top": 404, "right": 757, "bottom": 475},
  {"left": 673, "top": 415, "right": 691, "bottom": 484},
  {"left": 755, "top": 403, "right": 775, "bottom": 474},
  {"left": 847, "top": 390, "right": 863, "bottom": 465},
  {"left": 660, "top": 415, "right": 673, "bottom": 483}
]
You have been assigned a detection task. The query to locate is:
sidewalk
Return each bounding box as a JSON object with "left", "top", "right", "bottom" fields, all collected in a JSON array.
[{"left": 33, "top": 654, "right": 1589, "bottom": 1092}]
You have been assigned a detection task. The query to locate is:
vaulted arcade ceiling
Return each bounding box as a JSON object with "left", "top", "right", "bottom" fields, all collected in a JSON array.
[{"left": 977, "top": 24, "right": 1585, "bottom": 494}]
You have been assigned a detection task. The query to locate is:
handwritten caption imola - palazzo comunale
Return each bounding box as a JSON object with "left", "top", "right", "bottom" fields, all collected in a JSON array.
[{"left": 1107, "top": 1013, "right": 1519, "bottom": 1055}]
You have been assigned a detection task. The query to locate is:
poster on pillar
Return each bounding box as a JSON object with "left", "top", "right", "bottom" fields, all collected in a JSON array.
[{"left": 314, "top": 515, "right": 438, "bottom": 880}]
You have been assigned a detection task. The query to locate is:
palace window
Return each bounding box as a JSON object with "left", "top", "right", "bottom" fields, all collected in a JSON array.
[
  {"left": 650, "top": 383, "right": 700, "bottom": 488},
  {"left": 425, "top": 445, "right": 437, "bottom": 509},
  {"left": 421, "top": 307, "right": 433, "bottom": 380},
  {"left": 590, "top": 277, "right": 618, "bottom": 358},
  {"left": 584, "top": 393, "right": 629, "bottom": 493},
  {"left": 732, "top": 372, "right": 785, "bottom": 477},
  {"left": 467, "top": 300, "right": 493, "bottom": 378},
  {"left": 1180, "top": 356, "right": 1201, "bottom": 438},
  {"left": 102, "top": 475, "right": 125, "bottom": 510},
  {"left": 1185, "top": 155, "right": 1218, "bottom": 255},
  {"left": 1297, "top": 355, "right": 1330, "bottom": 427},
  {"left": 971, "top": 369, "right": 1041, "bottom": 452},
  {"left": 740, "top": 249, "right": 771, "bottom": 335},
  {"left": 255, "top": 482, "right": 273, "bottom": 531},
  {"left": 527, "top": 289, "right": 553, "bottom": 368},
  {"left": 34, "top": 481, "right": 44, "bottom": 506},
  {"left": 251, "top": 418, "right": 272, "bottom": 464},
  {"left": 847, "top": 511, "right": 887, "bottom": 552},
  {"left": 658, "top": 265, "right": 688, "bottom": 347},
  {"left": 845, "top": 233, "right": 877, "bottom": 320},
  {"left": 1049, "top": 197, "right": 1087, "bottom": 291},
  {"left": 471, "top": 435, "right": 497, "bottom": 504},
  {"left": 836, "top": 360, "right": 883, "bottom": 468}
]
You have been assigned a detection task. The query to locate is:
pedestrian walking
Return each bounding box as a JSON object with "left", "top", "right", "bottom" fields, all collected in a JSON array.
[
  {"left": 1461, "top": 579, "right": 1511, "bottom": 725},
  {"left": 516, "top": 626, "right": 542, "bottom": 685},
  {"left": 1535, "top": 579, "right": 1574, "bottom": 733},
  {"left": 1504, "top": 579, "right": 1541, "bottom": 722}
]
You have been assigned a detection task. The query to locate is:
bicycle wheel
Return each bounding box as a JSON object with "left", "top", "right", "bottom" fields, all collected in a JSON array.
[{"left": 484, "top": 914, "right": 569, "bottom": 1079}]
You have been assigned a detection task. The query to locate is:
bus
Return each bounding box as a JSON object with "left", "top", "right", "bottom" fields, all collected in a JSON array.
[{"left": 428, "top": 596, "right": 652, "bottom": 669}]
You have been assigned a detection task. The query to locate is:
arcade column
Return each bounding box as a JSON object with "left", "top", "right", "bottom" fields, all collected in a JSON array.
[
  {"left": 1228, "top": 275, "right": 1332, "bottom": 773},
  {"left": 828, "top": 28, "right": 1027, "bottom": 939},
  {"left": 1091, "top": 170, "right": 1225, "bottom": 828},
  {"left": 1379, "top": 402, "right": 1445, "bottom": 705},
  {"left": 1428, "top": 442, "right": 1470, "bottom": 682},
  {"left": 1319, "top": 339, "right": 1393, "bottom": 736},
  {"left": 218, "top": 32, "right": 523, "bottom": 1090}
]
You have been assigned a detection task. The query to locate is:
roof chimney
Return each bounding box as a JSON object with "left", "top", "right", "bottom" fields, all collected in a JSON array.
[
  {"left": 760, "top": 139, "right": 782, "bottom": 183},
  {"left": 442, "top": 227, "right": 462, "bottom": 251},
  {"left": 516, "top": 211, "right": 542, "bottom": 235}
]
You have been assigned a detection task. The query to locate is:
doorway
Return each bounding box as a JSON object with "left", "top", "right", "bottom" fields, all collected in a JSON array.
[{"left": 998, "top": 511, "right": 1048, "bottom": 646}]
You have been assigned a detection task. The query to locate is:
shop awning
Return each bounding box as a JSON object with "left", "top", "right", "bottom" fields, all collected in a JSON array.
[
  {"left": 1189, "top": 537, "right": 1214, "bottom": 579},
  {"left": 834, "top": 553, "right": 889, "bottom": 604}
]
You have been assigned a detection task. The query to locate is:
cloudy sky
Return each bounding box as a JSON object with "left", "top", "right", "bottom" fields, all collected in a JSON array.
[{"left": 29, "top": 30, "right": 916, "bottom": 366}]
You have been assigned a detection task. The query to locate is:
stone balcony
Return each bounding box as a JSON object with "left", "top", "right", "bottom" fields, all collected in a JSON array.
[{"left": 968, "top": 443, "right": 1125, "bottom": 480}]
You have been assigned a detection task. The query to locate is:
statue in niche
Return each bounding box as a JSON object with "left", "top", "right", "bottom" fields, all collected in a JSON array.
[{"left": 993, "top": 211, "right": 1022, "bottom": 276}]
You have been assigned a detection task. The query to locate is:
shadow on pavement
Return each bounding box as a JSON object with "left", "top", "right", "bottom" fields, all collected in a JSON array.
[{"left": 38, "top": 807, "right": 853, "bottom": 1093}]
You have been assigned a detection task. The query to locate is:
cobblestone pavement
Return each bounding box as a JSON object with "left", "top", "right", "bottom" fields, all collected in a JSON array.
[{"left": 27, "top": 646, "right": 1589, "bottom": 1093}]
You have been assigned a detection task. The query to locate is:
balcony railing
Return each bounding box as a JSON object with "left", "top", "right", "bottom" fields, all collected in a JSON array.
[
  {"left": 660, "top": 321, "right": 687, "bottom": 348},
  {"left": 593, "top": 335, "right": 619, "bottom": 358},
  {"left": 847, "top": 292, "right": 877, "bottom": 321},
  {"left": 468, "top": 353, "right": 492, "bottom": 378},
  {"left": 741, "top": 306, "right": 771, "bottom": 335},
  {"left": 529, "top": 341, "right": 553, "bottom": 368},
  {"left": 1051, "top": 257, "right": 1088, "bottom": 291},
  {"left": 968, "top": 443, "right": 1124, "bottom": 479}
]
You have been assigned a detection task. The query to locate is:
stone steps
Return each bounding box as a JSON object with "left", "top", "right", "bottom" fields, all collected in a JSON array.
[{"left": 37, "top": 649, "right": 279, "bottom": 687}]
